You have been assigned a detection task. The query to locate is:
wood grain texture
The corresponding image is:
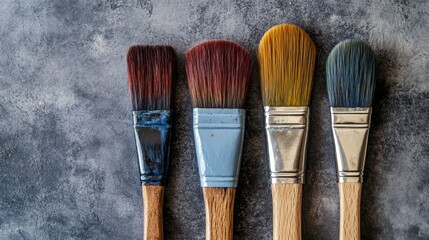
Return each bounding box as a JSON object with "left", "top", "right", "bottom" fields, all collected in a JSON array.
[
  {"left": 203, "top": 187, "right": 236, "bottom": 240},
  {"left": 271, "top": 183, "right": 302, "bottom": 240},
  {"left": 338, "top": 182, "right": 362, "bottom": 240},
  {"left": 142, "top": 185, "right": 165, "bottom": 240}
]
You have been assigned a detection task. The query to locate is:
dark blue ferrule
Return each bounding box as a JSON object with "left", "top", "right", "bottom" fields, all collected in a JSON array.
[{"left": 132, "top": 110, "right": 172, "bottom": 186}]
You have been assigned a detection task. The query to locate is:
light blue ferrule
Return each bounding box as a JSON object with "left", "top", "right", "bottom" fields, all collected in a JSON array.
[{"left": 193, "top": 108, "right": 246, "bottom": 188}]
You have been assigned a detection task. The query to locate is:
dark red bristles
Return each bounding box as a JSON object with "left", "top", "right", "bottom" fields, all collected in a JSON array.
[
  {"left": 127, "top": 45, "right": 176, "bottom": 111},
  {"left": 185, "top": 40, "right": 252, "bottom": 109}
]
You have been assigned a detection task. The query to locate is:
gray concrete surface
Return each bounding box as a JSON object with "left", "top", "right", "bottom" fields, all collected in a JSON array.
[{"left": 0, "top": 0, "right": 428, "bottom": 239}]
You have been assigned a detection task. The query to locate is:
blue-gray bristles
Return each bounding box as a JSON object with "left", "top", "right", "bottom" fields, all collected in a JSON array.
[{"left": 326, "top": 40, "right": 376, "bottom": 107}]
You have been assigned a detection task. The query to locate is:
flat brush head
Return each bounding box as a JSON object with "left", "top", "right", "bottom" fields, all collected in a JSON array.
[
  {"left": 258, "top": 24, "right": 316, "bottom": 107},
  {"left": 326, "top": 40, "right": 376, "bottom": 107},
  {"left": 127, "top": 45, "right": 176, "bottom": 111},
  {"left": 185, "top": 40, "right": 252, "bottom": 108}
]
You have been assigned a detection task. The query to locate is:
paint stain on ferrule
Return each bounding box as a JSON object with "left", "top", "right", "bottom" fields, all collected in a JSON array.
[
  {"left": 133, "top": 110, "right": 172, "bottom": 186},
  {"left": 193, "top": 108, "right": 246, "bottom": 188}
]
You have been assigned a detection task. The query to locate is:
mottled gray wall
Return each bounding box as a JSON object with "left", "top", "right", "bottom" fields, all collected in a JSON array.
[{"left": 0, "top": 0, "right": 428, "bottom": 239}]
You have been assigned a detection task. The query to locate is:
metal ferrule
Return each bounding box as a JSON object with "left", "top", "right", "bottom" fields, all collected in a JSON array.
[
  {"left": 193, "top": 108, "right": 246, "bottom": 188},
  {"left": 132, "top": 110, "right": 172, "bottom": 186},
  {"left": 331, "top": 107, "right": 371, "bottom": 183},
  {"left": 264, "top": 106, "right": 309, "bottom": 184}
]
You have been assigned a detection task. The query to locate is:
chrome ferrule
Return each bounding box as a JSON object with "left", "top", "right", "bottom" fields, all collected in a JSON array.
[
  {"left": 193, "top": 108, "right": 246, "bottom": 188},
  {"left": 132, "top": 110, "right": 172, "bottom": 186},
  {"left": 331, "top": 107, "right": 371, "bottom": 183},
  {"left": 264, "top": 106, "right": 309, "bottom": 184}
]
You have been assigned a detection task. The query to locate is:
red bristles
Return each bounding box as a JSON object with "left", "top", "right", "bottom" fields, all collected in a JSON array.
[
  {"left": 185, "top": 40, "right": 252, "bottom": 109},
  {"left": 127, "top": 45, "right": 176, "bottom": 111}
]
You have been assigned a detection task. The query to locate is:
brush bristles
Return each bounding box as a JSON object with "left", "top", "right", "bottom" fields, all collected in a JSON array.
[
  {"left": 185, "top": 40, "right": 252, "bottom": 109},
  {"left": 326, "top": 40, "right": 376, "bottom": 107},
  {"left": 126, "top": 45, "right": 176, "bottom": 111},
  {"left": 258, "top": 24, "right": 316, "bottom": 107}
]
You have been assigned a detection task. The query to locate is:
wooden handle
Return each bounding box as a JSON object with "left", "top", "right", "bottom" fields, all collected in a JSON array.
[
  {"left": 142, "top": 185, "right": 164, "bottom": 240},
  {"left": 203, "top": 187, "right": 236, "bottom": 240},
  {"left": 338, "top": 182, "right": 362, "bottom": 240},
  {"left": 271, "top": 183, "right": 302, "bottom": 240}
]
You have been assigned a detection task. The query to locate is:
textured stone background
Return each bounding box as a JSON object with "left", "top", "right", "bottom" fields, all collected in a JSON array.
[{"left": 0, "top": 0, "right": 428, "bottom": 239}]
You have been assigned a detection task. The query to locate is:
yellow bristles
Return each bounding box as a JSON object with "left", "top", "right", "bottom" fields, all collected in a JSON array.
[{"left": 258, "top": 24, "right": 317, "bottom": 106}]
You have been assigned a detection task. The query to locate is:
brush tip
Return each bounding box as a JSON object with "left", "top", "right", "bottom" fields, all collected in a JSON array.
[
  {"left": 186, "top": 40, "right": 252, "bottom": 109},
  {"left": 326, "top": 39, "right": 376, "bottom": 108},
  {"left": 126, "top": 45, "right": 176, "bottom": 111},
  {"left": 258, "top": 24, "right": 316, "bottom": 107}
]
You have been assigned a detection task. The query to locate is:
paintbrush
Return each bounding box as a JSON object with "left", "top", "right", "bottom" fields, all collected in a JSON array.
[
  {"left": 186, "top": 40, "right": 252, "bottom": 240},
  {"left": 258, "top": 24, "right": 316, "bottom": 240},
  {"left": 326, "top": 39, "right": 376, "bottom": 240},
  {"left": 126, "top": 45, "right": 176, "bottom": 240}
]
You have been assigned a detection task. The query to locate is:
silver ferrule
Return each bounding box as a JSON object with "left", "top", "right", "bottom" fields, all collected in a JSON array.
[
  {"left": 331, "top": 107, "right": 371, "bottom": 183},
  {"left": 264, "top": 106, "right": 309, "bottom": 184}
]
